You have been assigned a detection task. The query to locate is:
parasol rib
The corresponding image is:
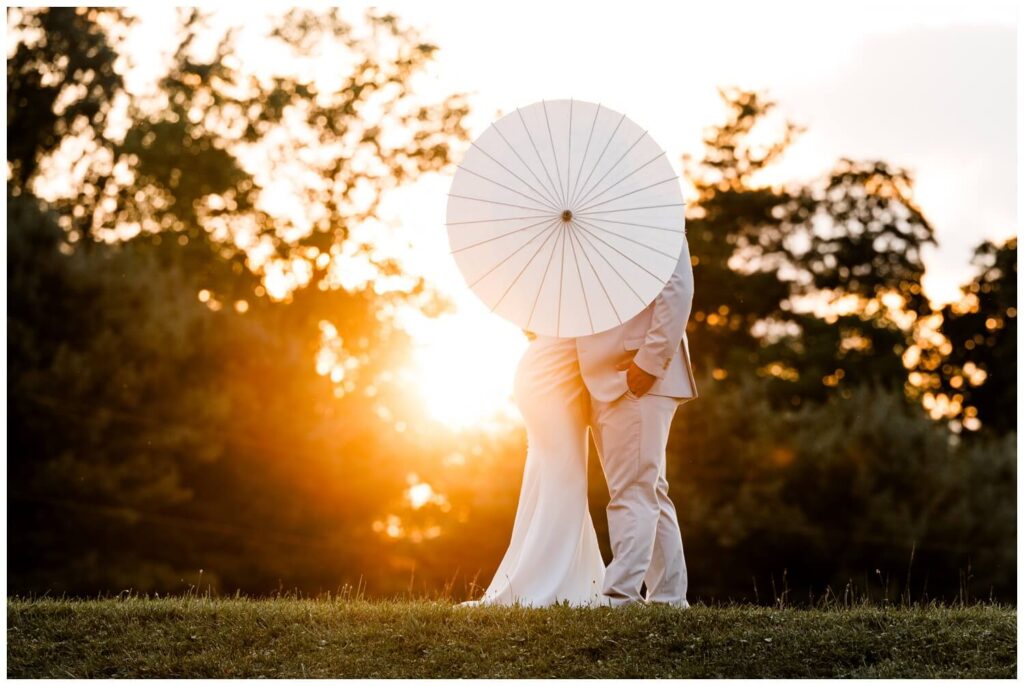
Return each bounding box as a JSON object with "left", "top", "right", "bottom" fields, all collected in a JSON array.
[
  {"left": 541, "top": 101, "right": 567, "bottom": 208},
  {"left": 570, "top": 224, "right": 623, "bottom": 324},
  {"left": 469, "top": 218, "right": 561, "bottom": 288},
  {"left": 517, "top": 107, "right": 564, "bottom": 211},
  {"left": 574, "top": 129, "right": 649, "bottom": 208},
  {"left": 569, "top": 103, "right": 602, "bottom": 205},
  {"left": 493, "top": 219, "right": 563, "bottom": 312},
  {"left": 570, "top": 215, "right": 684, "bottom": 233},
  {"left": 469, "top": 141, "right": 562, "bottom": 210},
  {"left": 571, "top": 222, "right": 647, "bottom": 306},
  {"left": 572, "top": 150, "right": 667, "bottom": 210},
  {"left": 526, "top": 223, "right": 564, "bottom": 330},
  {"left": 447, "top": 213, "right": 551, "bottom": 226},
  {"left": 571, "top": 112, "right": 626, "bottom": 207},
  {"left": 573, "top": 216, "right": 680, "bottom": 261},
  {"left": 576, "top": 202, "right": 684, "bottom": 216},
  {"left": 565, "top": 99, "right": 573, "bottom": 206},
  {"left": 448, "top": 193, "right": 551, "bottom": 214},
  {"left": 450, "top": 216, "right": 557, "bottom": 254},
  {"left": 566, "top": 225, "right": 595, "bottom": 333},
  {"left": 577, "top": 175, "right": 680, "bottom": 214},
  {"left": 556, "top": 227, "right": 567, "bottom": 335},
  {"left": 457, "top": 164, "right": 560, "bottom": 211},
  {"left": 492, "top": 122, "right": 563, "bottom": 208},
  {"left": 572, "top": 221, "right": 666, "bottom": 286}
]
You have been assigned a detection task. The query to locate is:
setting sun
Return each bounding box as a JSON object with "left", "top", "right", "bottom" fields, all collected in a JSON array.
[{"left": 401, "top": 301, "right": 528, "bottom": 430}]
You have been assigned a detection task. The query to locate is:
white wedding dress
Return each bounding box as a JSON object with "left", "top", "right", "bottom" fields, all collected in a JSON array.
[{"left": 466, "top": 335, "right": 606, "bottom": 607}]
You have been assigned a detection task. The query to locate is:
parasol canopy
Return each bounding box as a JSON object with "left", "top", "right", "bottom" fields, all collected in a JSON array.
[{"left": 446, "top": 99, "right": 686, "bottom": 337}]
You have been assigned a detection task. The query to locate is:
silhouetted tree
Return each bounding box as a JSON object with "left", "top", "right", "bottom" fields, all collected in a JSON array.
[
  {"left": 7, "top": 6, "right": 472, "bottom": 594},
  {"left": 668, "top": 375, "right": 1015, "bottom": 603},
  {"left": 682, "top": 89, "right": 799, "bottom": 380},
  {"left": 930, "top": 238, "right": 1017, "bottom": 434},
  {"left": 683, "top": 89, "right": 935, "bottom": 407},
  {"left": 7, "top": 7, "right": 129, "bottom": 192}
]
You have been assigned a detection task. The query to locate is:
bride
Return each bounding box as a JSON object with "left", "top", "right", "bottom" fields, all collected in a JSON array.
[{"left": 463, "top": 333, "right": 606, "bottom": 607}]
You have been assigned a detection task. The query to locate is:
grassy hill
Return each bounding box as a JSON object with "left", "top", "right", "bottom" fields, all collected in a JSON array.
[{"left": 6, "top": 597, "right": 1016, "bottom": 678}]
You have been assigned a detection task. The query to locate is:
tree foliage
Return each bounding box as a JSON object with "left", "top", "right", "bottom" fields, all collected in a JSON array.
[
  {"left": 7, "top": 6, "right": 473, "bottom": 594},
  {"left": 7, "top": 7, "right": 129, "bottom": 191},
  {"left": 682, "top": 89, "right": 936, "bottom": 408},
  {"left": 664, "top": 375, "right": 1015, "bottom": 602},
  {"left": 927, "top": 238, "right": 1017, "bottom": 434}
]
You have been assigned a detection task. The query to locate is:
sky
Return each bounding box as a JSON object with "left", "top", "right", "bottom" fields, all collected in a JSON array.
[
  {"left": 111, "top": 2, "right": 1018, "bottom": 427},
  {"left": 375, "top": 0, "right": 1017, "bottom": 302},
  {"left": 366, "top": 0, "right": 1018, "bottom": 425}
]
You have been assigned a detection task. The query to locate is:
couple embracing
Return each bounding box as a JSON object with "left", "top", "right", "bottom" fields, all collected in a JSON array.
[{"left": 464, "top": 232, "right": 697, "bottom": 608}]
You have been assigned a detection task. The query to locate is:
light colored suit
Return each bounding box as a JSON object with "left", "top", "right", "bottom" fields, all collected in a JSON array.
[
  {"left": 576, "top": 235, "right": 698, "bottom": 404},
  {"left": 576, "top": 233, "right": 697, "bottom": 607}
]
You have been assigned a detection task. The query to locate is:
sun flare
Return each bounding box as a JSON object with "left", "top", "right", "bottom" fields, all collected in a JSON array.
[{"left": 401, "top": 300, "right": 528, "bottom": 431}]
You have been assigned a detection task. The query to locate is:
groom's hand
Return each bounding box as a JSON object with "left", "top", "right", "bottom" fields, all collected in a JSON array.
[{"left": 617, "top": 355, "right": 657, "bottom": 397}]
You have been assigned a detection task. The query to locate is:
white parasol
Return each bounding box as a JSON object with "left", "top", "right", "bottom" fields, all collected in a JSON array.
[{"left": 446, "top": 99, "right": 686, "bottom": 337}]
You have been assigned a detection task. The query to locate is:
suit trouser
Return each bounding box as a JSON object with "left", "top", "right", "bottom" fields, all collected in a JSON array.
[{"left": 590, "top": 391, "right": 688, "bottom": 606}]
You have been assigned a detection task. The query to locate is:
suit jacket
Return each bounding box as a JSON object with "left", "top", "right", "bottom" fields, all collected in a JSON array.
[{"left": 576, "top": 233, "right": 697, "bottom": 403}]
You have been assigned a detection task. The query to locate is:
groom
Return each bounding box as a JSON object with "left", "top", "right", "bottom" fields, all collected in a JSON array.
[{"left": 576, "top": 234, "right": 697, "bottom": 608}]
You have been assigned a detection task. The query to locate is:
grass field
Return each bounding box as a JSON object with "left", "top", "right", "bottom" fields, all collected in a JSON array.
[{"left": 6, "top": 597, "right": 1016, "bottom": 678}]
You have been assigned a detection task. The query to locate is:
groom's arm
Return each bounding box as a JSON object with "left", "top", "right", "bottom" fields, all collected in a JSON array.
[{"left": 632, "top": 234, "right": 695, "bottom": 381}]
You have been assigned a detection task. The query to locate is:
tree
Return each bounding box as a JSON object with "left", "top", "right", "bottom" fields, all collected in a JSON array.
[
  {"left": 682, "top": 89, "right": 936, "bottom": 407},
  {"left": 7, "top": 6, "right": 472, "bottom": 594},
  {"left": 7, "top": 7, "right": 129, "bottom": 193},
  {"left": 665, "top": 375, "right": 1015, "bottom": 603},
  {"left": 919, "top": 238, "right": 1017, "bottom": 434},
  {"left": 645, "top": 90, "right": 1014, "bottom": 604},
  {"left": 682, "top": 89, "right": 798, "bottom": 380}
]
